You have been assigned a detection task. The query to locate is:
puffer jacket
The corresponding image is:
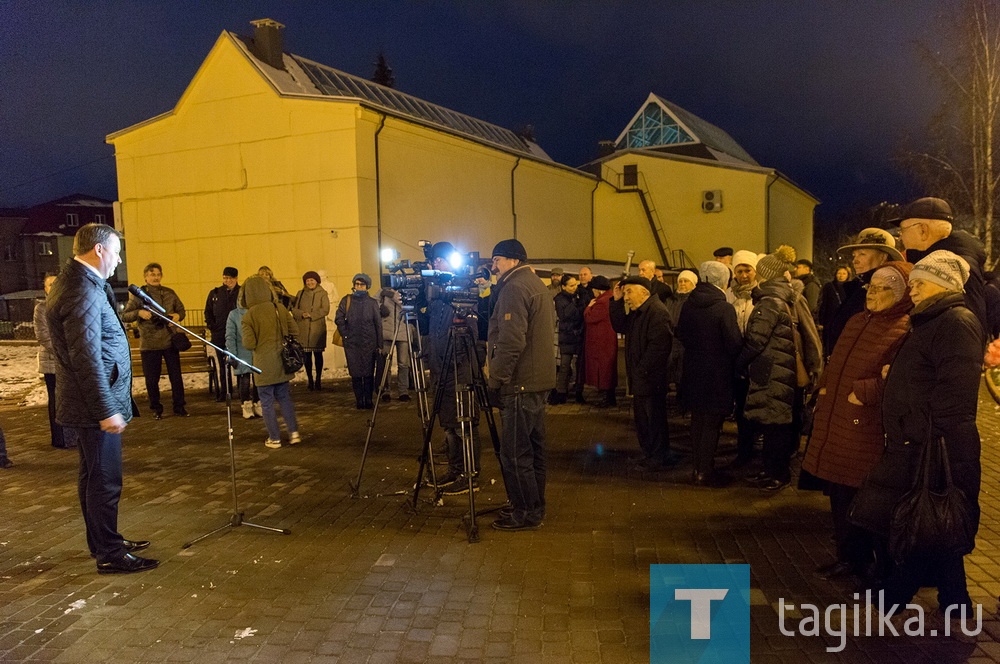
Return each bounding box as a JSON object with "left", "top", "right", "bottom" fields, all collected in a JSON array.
[
  {"left": 487, "top": 264, "right": 556, "bottom": 396},
  {"left": 225, "top": 306, "right": 254, "bottom": 376},
  {"left": 850, "top": 292, "right": 983, "bottom": 538},
  {"left": 121, "top": 284, "right": 186, "bottom": 350},
  {"left": 292, "top": 286, "right": 330, "bottom": 351},
  {"left": 553, "top": 290, "right": 585, "bottom": 354},
  {"left": 34, "top": 298, "right": 57, "bottom": 374},
  {"left": 802, "top": 262, "right": 913, "bottom": 487},
  {"left": 46, "top": 259, "right": 135, "bottom": 427},
  {"left": 241, "top": 276, "right": 299, "bottom": 387},
  {"left": 736, "top": 278, "right": 796, "bottom": 425}
]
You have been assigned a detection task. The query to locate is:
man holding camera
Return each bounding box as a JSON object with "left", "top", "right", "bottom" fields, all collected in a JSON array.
[
  {"left": 427, "top": 241, "right": 481, "bottom": 494},
  {"left": 487, "top": 239, "right": 556, "bottom": 531},
  {"left": 122, "top": 262, "right": 188, "bottom": 419}
]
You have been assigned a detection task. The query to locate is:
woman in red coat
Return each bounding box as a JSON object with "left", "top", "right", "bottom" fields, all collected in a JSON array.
[
  {"left": 583, "top": 276, "right": 618, "bottom": 407},
  {"left": 801, "top": 261, "right": 912, "bottom": 581}
]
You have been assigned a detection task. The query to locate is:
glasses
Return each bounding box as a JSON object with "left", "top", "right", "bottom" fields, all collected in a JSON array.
[
  {"left": 864, "top": 284, "right": 894, "bottom": 294},
  {"left": 899, "top": 222, "right": 925, "bottom": 233},
  {"left": 353, "top": 281, "right": 367, "bottom": 287}
]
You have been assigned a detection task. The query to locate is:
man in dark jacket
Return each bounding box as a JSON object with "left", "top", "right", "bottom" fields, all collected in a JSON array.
[
  {"left": 487, "top": 239, "right": 556, "bottom": 531},
  {"left": 638, "top": 260, "right": 673, "bottom": 303},
  {"left": 610, "top": 275, "right": 675, "bottom": 470},
  {"left": 891, "top": 196, "right": 989, "bottom": 339},
  {"left": 204, "top": 266, "right": 240, "bottom": 401},
  {"left": 47, "top": 224, "right": 157, "bottom": 575},
  {"left": 552, "top": 275, "right": 586, "bottom": 404},
  {"left": 793, "top": 259, "right": 821, "bottom": 319}
]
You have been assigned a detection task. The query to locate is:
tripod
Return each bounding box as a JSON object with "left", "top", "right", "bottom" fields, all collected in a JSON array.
[{"left": 125, "top": 303, "right": 292, "bottom": 548}]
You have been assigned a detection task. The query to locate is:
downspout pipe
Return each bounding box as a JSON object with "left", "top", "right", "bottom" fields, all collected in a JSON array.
[
  {"left": 510, "top": 157, "right": 521, "bottom": 238},
  {"left": 374, "top": 113, "right": 387, "bottom": 266},
  {"left": 590, "top": 175, "right": 600, "bottom": 260},
  {"left": 764, "top": 171, "right": 779, "bottom": 251}
]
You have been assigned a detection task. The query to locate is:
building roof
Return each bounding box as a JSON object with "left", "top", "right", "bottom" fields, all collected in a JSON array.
[
  {"left": 614, "top": 93, "right": 758, "bottom": 166},
  {"left": 226, "top": 33, "right": 552, "bottom": 162}
]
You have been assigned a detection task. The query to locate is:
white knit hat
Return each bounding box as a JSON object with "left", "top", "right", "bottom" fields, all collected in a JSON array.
[
  {"left": 911, "top": 250, "right": 970, "bottom": 292},
  {"left": 732, "top": 249, "right": 759, "bottom": 269},
  {"left": 678, "top": 270, "right": 699, "bottom": 285}
]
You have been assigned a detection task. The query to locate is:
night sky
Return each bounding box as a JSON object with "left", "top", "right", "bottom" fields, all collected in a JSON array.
[{"left": 0, "top": 1, "right": 951, "bottom": 222}]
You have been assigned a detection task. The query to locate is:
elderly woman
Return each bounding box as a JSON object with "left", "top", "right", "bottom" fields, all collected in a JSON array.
[
  {"left": 666, "top": 270, "right": 698, "bottom": 391},
  {"left": 292, "top": 271, "right": 331, "bottom": 391},
  {"left": 257, "top": 265, "right": 293, "bottom": 308},
  {"left": 241, "top": 275, "right": 301, "bottom": 448},
  {"left": 850, "top": 250, "right": 983, "bottom": 616},
  {"left": 335, "top": 273, "right": 383, "bottom": 409},
  {"left": 676, "top": 262, "right": 742, "bottom": 485},
  {"left": 583, "top": 276, "right": 618, "bottom": 407},
  {"left": 802, "top": 261, "right": 912, "bottom": 581}
]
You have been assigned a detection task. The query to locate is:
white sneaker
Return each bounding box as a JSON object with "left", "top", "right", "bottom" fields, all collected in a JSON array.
[
  {"left": 265, "top": 438, "right": 281, "bottom": 449},
  {"left": 289, "top": 432, "right": 301, "bottom": 445},
  {"left": 241, "top": 401, "right": 254, "bottom": 419},
  {"left": 253, "top": 402, "right": 263, "bottom": 417}
]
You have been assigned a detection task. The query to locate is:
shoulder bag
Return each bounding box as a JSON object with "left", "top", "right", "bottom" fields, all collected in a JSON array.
[{"left": 275, "top": 304, "right": 304, "bottom": 374}]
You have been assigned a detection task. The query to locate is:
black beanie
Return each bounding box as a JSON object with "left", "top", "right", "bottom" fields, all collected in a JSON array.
[
  {"left": 431, "top": 241, "right": 457, "bottom": 261},
  {"left": 492, "top": 239, "right": 527, "bottom": 262},
  {"left": 222, "top": 266, "right": 238, "bottom": 278}
]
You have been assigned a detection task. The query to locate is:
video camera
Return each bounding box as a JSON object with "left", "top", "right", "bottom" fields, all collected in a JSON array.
[{"left": 381, "top": 240, "right": 491, "bottom": 313}]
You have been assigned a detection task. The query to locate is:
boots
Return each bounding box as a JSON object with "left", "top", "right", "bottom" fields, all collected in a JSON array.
[
  {"left": 307, "top": 373, "right": 315, "bottom": 391},
  {"left": 352, "top": 377, "right": 365, "bottom": 409},
  {"left": 253, "top": 401, "right": 263, "bottom": 417},
  {"left": 314, "top": 377, "right": 322, "bottom": 391},
  {"left": 241, "top": 401, "right": 254, "bottom": 419}
]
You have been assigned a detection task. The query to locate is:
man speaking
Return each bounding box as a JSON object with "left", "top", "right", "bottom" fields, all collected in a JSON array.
[{"left": 47, "top": 223, "right": 158, "bottom": 574}]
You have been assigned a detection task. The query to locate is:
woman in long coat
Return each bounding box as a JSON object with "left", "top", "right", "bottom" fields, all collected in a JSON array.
[
  {"left": 292, "top": 271, "right": 331, "bottom": 391},
  {"left": 850, "top": 251, "right": 982, "bottom": 615},
  {"left": 241, "top": 275, "right": 300, "bottom": 448},
  {"left": 335, "top": 273, "right": 383, "bottom": 409},
  {"left": 676, "top": 262, "right": 742, "bottom": 485},
  {"left": 802, "top": 261, "right": 912, "bottom": 581},
  {"left": 582, "top": 276, "right": 618, "bottom": 407}
]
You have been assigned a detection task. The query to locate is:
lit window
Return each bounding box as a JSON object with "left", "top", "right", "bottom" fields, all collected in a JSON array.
[
  {"left": 617, "top": 103, "right": 694, "bottom": 150},
  {"left": 38, "top": 241, "right": 53, "bottom": 256},
  {"left": 66, "top": 213, "right": 79, "bottom": 227}
]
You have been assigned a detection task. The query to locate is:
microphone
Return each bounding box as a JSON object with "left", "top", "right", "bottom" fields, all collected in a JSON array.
[{"left": 128, "top": 284, "right": 166, "bottom": 314}]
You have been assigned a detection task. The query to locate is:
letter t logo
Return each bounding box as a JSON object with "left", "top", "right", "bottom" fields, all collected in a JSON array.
[{"left": 674, "top": 588, "right": 729, "bottom": 639}]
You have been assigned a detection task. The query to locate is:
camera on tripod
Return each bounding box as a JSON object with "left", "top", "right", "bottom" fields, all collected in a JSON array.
[{"left": 381, "top": 240, "right": 491, "bottom": 314}]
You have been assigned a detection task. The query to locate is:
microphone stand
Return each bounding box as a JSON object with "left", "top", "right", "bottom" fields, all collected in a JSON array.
[{"left": 130, "top": 304, "right": 292, "bottom": 547}]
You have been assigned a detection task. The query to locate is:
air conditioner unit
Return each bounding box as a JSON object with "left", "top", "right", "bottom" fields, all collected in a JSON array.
[{"left": 702, "top": 190, "right": 723, "bottom": 213}]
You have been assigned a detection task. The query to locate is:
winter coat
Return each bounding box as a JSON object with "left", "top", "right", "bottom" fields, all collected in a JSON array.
[
  {"left": 292, "top": 286, "right": 331, "bottom": 351},
  {"left": 796, "top": 272, "right": 821, "bottom": 318},
  {"left": 204, "top": 284, "right": 240, "bottom": 346},
  {"left": 905, "top": 229, "right": 989, "bottom": 339},
  {"left": 46, "top": 259, "right": 136, "bottom": 427},
  {"left": 583, "top": 290, "right": 618, "bottom": 390},
  {"left": 241, "top": 276, "right": 299, "bottom": 387},
  {"left": 817, "top": 279, "right": 848, "bottom": 356},
  {"left": 427, "top": 298, "right": 475, "bottom": 377},
  {"left": 735, "top": 278, "right": 797, "bottom": 425},
  {"left": 824, "top": 273, "right": 871, "bottom": 359},
  {"left": 335, "top": 291, "right": 383, "bottom": 378},
  {"left": 985, "top": 283, "right": 1000, "bottom": 340},
  {"left": 554, "top": 290, "right": 586, "bottom": 354},
  {"left": 377, "top": 288, "right": 407, "bottom": 343},
  {"left": 802, "top": 263, "right": 913, "bottom": 488},
  {"left": 34, "top": 298, "right": 57, "bottom": 374},
  {"left": 850, "top": 292, "right": 983, "bottom": 538},
  {"left": 487, "top": 264, "right": 557, "bottom": 396},
  {"left": 225, "top": 306, "right": 254, "bottom": 376},
  {"left": 790, "top": 280, "right": 824, "bottom": 380},
  {"left": 727, "top": 284, "right": 756, "bottom": 334},
  {"left": 675, "top": 283, "right": 742, "bottom": 414},
  {"left": 121, "top": 284, "right": 186, "bottom": 350},
  {"left": 664, "top": 291, "right": 690, "bottom": 385},
  {"left": 609, "top": 293, "right": 673, "bottom": 396}
]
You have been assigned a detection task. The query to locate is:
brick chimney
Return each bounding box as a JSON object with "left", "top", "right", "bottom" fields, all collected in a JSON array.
[{"left": 249, "top": 18, "right": 285, "bottom": 70}]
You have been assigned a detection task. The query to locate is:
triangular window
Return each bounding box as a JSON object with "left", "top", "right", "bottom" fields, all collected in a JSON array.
[{"left": 617, "top": 102, "right": 694, "bottom": 149}]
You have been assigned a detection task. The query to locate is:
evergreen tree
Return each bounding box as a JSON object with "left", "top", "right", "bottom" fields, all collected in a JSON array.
[{"left": 373, "top": 52, "right": 395, "bottom": 88}]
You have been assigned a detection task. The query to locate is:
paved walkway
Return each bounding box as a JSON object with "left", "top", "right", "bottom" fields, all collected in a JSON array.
[{"left": 1, "top": 380, "right": 999, "bottom": 663}]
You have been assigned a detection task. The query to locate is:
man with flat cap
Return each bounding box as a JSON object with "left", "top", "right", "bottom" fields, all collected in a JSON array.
[
  {"left": 487, "top": 239, "right": 556, "bottom": 531},
  {"left": 610, "top": 275, "right": 676, "bottom": 471},
  {"left": 205, "top": 266, "right": 240, "bottom": 401},
  {"left": 891, "top": 196, "right": 988, "bottom": 338},
  {"left": 714, "top": 247, "right": 734, "bottom": 266}
]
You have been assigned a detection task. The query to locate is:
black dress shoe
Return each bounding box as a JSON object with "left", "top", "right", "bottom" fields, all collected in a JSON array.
[
  {"left": 153, "top": 412, "right": 163, "bottom": 420},
  {"left": 97, "top": 553, "right": 159, "bottom": 575},
  {"left": 123, "top": 539, "right": 150, "bottom": 552},
  {"left": 173, "top": 407, "right": 189, "bottom": 417},
  {"left": 492, "top": 517, "right": 540, "bottom": 531}
]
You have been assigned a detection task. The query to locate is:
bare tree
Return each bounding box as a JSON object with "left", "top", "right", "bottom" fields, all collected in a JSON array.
[{"left": 899, "top": 0, "right": 1000, "bottom": 267}]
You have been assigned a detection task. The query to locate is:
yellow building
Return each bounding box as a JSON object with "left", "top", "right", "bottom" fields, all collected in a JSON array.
[{"left": 107, "top": 18, "right": 816, "bottom": 314}]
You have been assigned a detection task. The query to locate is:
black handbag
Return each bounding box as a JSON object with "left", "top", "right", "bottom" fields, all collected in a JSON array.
[
  {"left": 888, "top": 434, "right": 976, "bottom": 564},
  {"left": 171, "top": 331, "right": 192, "bottom": 352},
  {"left": 275, "top": 305, "right": 304, "bottom": 374}
]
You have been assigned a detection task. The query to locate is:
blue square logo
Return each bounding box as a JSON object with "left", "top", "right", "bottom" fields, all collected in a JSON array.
[{"left": 650, "top": 564, "right": 750, "bottom": 663}]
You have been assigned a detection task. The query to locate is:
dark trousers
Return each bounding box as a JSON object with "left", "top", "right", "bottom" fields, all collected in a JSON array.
[
  {"left": 733, "top": 376, "right": 755, "bottom": 460},
  {"left": 760, "top": 423, "right": 796, "bottom": 483},
  {"left": 213, "top": 348, "right": 233, "bottom": 396},
  {"left": 72, "top": 427, "right": 126, "bottom": 563},
  {"left": 633, "top": 391, "right": 671, "bottom": 462},
  {"left": 498, "top": 391, "right": 547, "bottom": 525},
  {"left": 141, "top": 348, "right": 185, "bottom": 413},
  {"left": 690, "top": 411, "right": 726, "bottom": 475},
  {"left": 828, "top": 483, "right": 874, "bottom": 572},
  {"left": 236, "top": 373, "right": 258, "bottom": 403},
  {"left": 555, "top": 352, "right": 583, "bottom": 396},
  {"left": 43, "top": 373, "right": 67, "bottom": 448}
]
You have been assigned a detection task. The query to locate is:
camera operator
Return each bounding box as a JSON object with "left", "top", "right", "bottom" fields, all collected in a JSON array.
[{"left": 427, "top": 241, "right": 481, "bottom": 495}]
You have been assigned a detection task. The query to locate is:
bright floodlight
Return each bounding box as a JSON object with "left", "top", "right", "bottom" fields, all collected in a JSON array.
[
  {"left": 381, "top": 247, "right": 397, "bottom": 263},
  {"left": 448, "top": 252, "right": 463, "bottom": 270}
]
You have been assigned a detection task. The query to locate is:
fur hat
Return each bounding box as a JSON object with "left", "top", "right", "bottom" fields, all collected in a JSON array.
[
  {"left": 732, "top": 250, "right": 759, "bottom": 269},
  {"left": 697, "top": 262, "right": 730, "bottom": 291},
  {"left": 911, "top": 250, "right": 970, "bottom": 292},
  {"left": 754, "top": 245, "right": 797, "bottom": 282},
  {"left": 491, "top": 239, "right": 528, "bottom": 262},
  {"left": 837, "top": 228, "right": 904, "bottom": 262}
]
